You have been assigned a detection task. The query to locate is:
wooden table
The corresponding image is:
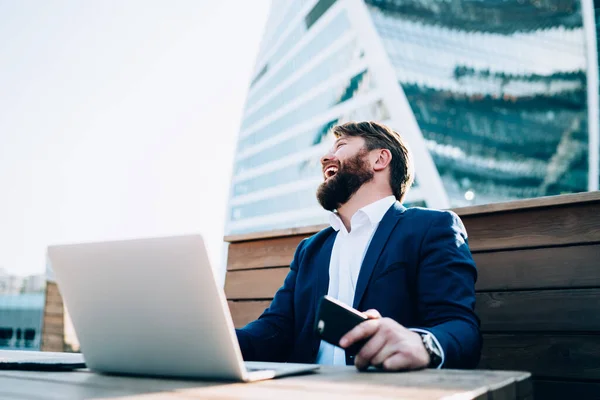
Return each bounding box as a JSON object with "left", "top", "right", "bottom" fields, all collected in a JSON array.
[{"left": 0, "top": 367, "right": 531, "bottom": 399}]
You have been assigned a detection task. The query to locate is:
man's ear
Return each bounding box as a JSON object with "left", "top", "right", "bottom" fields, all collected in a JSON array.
[{"left": 373, "top": 149, "right": 392, "bottom": 172}]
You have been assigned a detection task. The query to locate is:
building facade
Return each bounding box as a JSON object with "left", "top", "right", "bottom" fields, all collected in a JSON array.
[
  {"left": 0, "top": 269, "right": 46, "bottom": 350},
  {"left": 0, "top": 293, "right": 44, "bottom": 350},
  {"left": 227, "top": 0, "right": 600, "bottom": 235}
]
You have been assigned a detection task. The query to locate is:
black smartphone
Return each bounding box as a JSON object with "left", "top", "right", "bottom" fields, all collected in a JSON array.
[{"left": 314, "top": 295, "right": 369, "bottom": 356}]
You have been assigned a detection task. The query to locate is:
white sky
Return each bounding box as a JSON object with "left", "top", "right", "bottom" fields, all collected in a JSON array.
[{"left": 0, "top": 0, "right": 270, "bottom": 280}]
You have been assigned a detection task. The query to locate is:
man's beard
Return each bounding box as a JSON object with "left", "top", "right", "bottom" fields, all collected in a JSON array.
[{"left": 316, "top": 149, "right": 374, "bottom": 211}]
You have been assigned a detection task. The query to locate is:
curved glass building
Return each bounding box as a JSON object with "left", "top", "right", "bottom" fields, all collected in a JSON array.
[{"left": 227, "top": 0, "right": 600, "bottom": 235}]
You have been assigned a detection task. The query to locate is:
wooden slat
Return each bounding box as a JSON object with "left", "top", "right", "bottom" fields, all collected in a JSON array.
[
  {"left": 0, "top": 369, "right": 207, "bottom": 397},
  {"left": 474, "top": 244, "right": 600, "bottom": 291},
  {"left": 463, "top": 202, "right": 600, "bottom": 252},
  {"left": 43, "top": 313, "right": 63, "bottom": 325},
  {"left": 41, "top": 333, "right": 64, "bottom": 352},
  {"left": 225, "top": 224, "right": 326, "bottom": 243},
  {"left": 533, "top": 379, "right": 600, "bottom": 400},
  {"left": 228, "top": 300, "right": 270, "bottom": 328},
  {"left": 476, "top": 289, "right": 600, "bottom": 332},
  {"left": 515, "top": 377, "right": 534, "bottom": 400},
  {"left": 227, "top": 281, "right": 600, "bottom": 334},
  {"left": 42, "top": 315, "right": 64, "bottom": 335},
  {"left": 41, "top": 282, "right": 64, "bottom": 352},
  {"left": 45, "top": 281, "right": 62, "bottom": 297},
  {"left": 223, "top": 291, "right": 600, "bottom": 336},
  {"left": 227, "top": 236, "right": 303, "bottom": 270},
  {"left": 225, "top": 244, "right": 600, "bottom": 299},
  {"left": 225, "top": 268, "right": 289, "bottom": 300},
  {"left": 44, "top": 302, "right": 64, "bottom": 315},
  {"left": 223, "top": 193, "right": 600, "bottom": 244},
  {"left": 453, "top": 191, "right": 600, "bottom": 217},
  {"left": 0, "top": 367, "right": 532, "bottom": 399},
  {"left": 45, "top": 290, "right": 63, "bottom": 303},
  {"left": 226, "top": 204, "right": 600, "bottom": 268},
  {"left": 226, "top": 273, "right": 600, "bottom": 332},
  {"left": 44, "top": 282, "right": 64, "bottom": 314},
  {"left": 480, "top": 334, "right": 600, "bottom": 380}
]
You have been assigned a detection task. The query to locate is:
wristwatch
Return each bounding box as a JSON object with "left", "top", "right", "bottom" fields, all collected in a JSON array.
[{"left": 420, "top": 332, "right": 443, "bottom": 368}]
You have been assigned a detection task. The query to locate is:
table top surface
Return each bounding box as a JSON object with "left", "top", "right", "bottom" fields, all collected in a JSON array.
[{"left": 0, "top": 366, "right": 531, "bottom": 400}]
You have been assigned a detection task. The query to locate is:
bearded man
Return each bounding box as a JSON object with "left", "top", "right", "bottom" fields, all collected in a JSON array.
[{"left": 235, "top": 121, "right": 481, "bottom": 370}]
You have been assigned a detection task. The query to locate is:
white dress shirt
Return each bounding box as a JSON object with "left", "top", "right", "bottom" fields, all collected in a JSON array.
[
  {"left": 316, "top": 196, "right": 445, "bottom": 368},
  {"left": 316, "top": 196, "right": 396, "bottom": 365}
]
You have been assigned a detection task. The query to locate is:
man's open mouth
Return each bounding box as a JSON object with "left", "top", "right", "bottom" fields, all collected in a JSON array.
[{"left": 324, "top": 166, "right": 338, "bottom": 180}]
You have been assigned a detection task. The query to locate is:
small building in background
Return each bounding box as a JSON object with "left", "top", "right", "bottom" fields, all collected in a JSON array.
[
  {"left": 0, "top": 293, "right": 44, "bottom": 350},
  {"left": 0, "top": 268, "right": 24, "bottom": 295},
  {"left": 0, "top": 268, "right": 47, "bottom": 350}
]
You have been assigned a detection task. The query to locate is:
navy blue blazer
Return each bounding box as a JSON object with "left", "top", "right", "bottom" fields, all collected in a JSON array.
[{"left": 236, "top": 203, "right": 481, "bottom": 368}]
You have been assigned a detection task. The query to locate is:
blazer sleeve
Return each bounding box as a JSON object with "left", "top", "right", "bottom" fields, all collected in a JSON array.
[
  {"left": 235, "top": 239, "right": 307, "bottom": 362},
  {"left": 412, "top": 210, "right": 482, "bottom": 368}
]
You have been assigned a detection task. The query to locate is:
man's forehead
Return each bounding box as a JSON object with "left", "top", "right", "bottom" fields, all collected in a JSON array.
[{"left": 334, "top": 134, "right": 358, "bottom": 143}]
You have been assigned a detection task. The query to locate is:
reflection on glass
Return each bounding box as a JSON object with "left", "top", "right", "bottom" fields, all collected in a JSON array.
[
  {"left": 233, "top": 155, "right": 322, "bottom": 197},
  {"left": 239, "top": 69, "right": 372, "bottom": 151},
  {"left": 254, "top": 1, "right": 311, "bottom": 72},
  {"left": 0, "top": 293, "right": 44, "bottom": 350},
  {"left": 246, "top": 10, "right": 351, "bottom": 108},
  {"left": 228, "top": 0, "right": 598, "bottom": 235},
  {"left": 231, "top": 188, "right": 320, "bottom": 221},
  {"left": 367, "top": 0, "right": 588, "bottom": 206},
  {"left": 236, "top": 119, "right": 339, "bottom": 174},
  {"left": 242, "top": 39, "right": 360, "bottom": 131}
]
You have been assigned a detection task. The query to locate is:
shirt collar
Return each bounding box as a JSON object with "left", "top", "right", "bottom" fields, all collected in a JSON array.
[{"left": 329, "top": 196, "right": 397, "bottom": 232}]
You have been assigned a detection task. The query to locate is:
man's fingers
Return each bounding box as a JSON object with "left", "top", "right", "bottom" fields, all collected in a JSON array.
[
  {"left": 369, "top": 343, "right": 400, "bottom": 368},
  {"left": 354, "top": 331, "right": 386, "bottom": 370},
  {"left": 364, "top": 309, "right": 381, "bottom": 319},
  {"left": 382, "top": 352, "right": 412, "bottom": 371},
  {"left": 340, "top": 319, "right": 379, "bottom": 348}
]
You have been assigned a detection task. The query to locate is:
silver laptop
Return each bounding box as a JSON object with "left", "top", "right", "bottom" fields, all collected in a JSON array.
[{"left": 47, "top": 234, "right": 319, "bottom": 381}]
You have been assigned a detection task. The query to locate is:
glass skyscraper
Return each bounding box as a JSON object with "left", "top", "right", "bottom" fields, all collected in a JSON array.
[{"left": 227, "top": 0, "right": 600, "bottom": 235}]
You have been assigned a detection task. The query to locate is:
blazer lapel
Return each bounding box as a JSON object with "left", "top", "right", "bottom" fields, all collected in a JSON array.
[
  {"left": 315, "top": 229, "right": 337, "bottom": 303},
  {"left": 352, "top": 202, "right": 406, "bottom": 309}
]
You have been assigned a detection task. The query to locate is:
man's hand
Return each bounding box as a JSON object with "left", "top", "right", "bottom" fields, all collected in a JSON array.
[{"left": 339, "top": 309, "right": 430, "bottom": 371}]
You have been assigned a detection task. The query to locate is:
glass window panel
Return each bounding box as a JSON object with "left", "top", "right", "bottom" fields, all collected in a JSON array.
[
  {"left": 246, "top": 11, "right": 351, "bottom": 108},
  {"left": 239, "top": 69, "right": 370, "bottom": 151},
  {"left": 241, "top": 39, "right": 360, "bottom": 131},
  {"left": 236, "top": 119, "right": 339, "bottom": 174},
  {"left": 230, "top": 213, "right": 329, "bottom": 236},
  {"left": 231, "top": 187, "right": 321, "bottom": 221},
  {"left": 233, "top": 101, "right": 388, "bottom": 198},
  {"left": 367, "top": 1, "right": 589, "bottom": 207},
  {"left": 233, "top": 154, "right": 322, "bottom": 197},
  {"left": 306, "top": 0, "right": 338, "bottom": 29},
  {"left": 256, "top": 0, "right": 311, "bottom": 65}
]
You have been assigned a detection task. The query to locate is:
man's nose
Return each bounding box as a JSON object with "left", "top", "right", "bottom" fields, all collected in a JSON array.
[{"left": 321, "top": 150, "right": 334, "bottom": 166}]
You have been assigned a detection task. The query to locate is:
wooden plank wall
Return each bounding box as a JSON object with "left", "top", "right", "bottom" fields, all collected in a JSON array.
[
  {"left": 225, "top": 192, "right": 600, "bottom": 400},
  {"left": 40, "top": 281, "right": 64, "bottom": 352}
]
